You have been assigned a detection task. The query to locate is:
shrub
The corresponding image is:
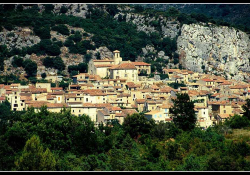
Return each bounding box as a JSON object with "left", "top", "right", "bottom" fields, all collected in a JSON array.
[{"left": 51, "top": 24, "right": 70, "bottom": 36}]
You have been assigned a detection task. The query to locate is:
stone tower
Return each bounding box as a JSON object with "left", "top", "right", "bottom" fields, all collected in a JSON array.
[{"left": 113, "top": 50, "right": 122, "bottom": 65}]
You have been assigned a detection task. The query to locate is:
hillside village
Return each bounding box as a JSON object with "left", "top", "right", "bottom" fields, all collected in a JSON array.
[{"left": 1, "top": 49, "right": 249, "bottom": 129}]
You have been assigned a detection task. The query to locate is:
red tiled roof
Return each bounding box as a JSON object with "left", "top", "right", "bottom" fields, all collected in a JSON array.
[
  {"left": 218, "top": 113, "right": 231, "bottom": 119},
  {"left": 47, "top": 103, "right": 68, "bottom": 108},
  {"left": 109, "top": 63, "right": 137, "bottom": 70},
  {"left": 136, "top": 99, "right": 146, "bottom": 104},
  {"left": 201, "top": 78, "right": 214, "bottom": 82},
  {"left": 131, "top": 62, "right": 151, "bottom": 66},
  {"left": 229, "top": 85, "right": 248, "bottom": 89},
  {"left": 51, "top": 87, "right": 63, "bottom": 90}
]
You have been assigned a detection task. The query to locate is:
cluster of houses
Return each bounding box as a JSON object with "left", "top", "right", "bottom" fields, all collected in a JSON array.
[{"left": 1, "top": 50, "right": 249, "bottom": 129}]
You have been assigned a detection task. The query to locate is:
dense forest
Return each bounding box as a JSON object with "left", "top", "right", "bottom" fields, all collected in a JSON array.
[{"left": 1, "top": 94, "right": 250, "bottom": 171}]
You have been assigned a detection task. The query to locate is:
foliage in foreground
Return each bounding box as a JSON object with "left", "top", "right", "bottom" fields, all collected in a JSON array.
[{"left": 1, "top": 99, "right": 250, "bottom": 171}]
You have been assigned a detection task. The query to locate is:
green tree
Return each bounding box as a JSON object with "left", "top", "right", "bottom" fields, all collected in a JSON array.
[
  {"left": 106, "top": 4, "right": 119, "bottom": 17},
  {"left": 123, "top": 113, "right": 155, "bottom": 139},
  {"left": 15, "top": 135, "right": 56, "bottom": 171},
  {"left": 170, "top": 93, "right": 196, "bottom": 131},
  {"left": 23, "top": 59, "right": 37, "bottom": 77},
  {"left": 224, "top": 114, "right": 250, "bottom": 129},
  {"left": 51, "top": 24, "right": 70, "bottom": 36},
  {"left": 0, "top": 137, "right": 15, "bottom": 171},
  {"left": 242, "top": 98, "right": 250, "bottom": 120},
  {"left": 46, "top": 44, "right": 61, "bottom": 56},
  {"left": 84, "top": 53, "right": 92, "bottom": 63},
  {"left": 41, "top": 72, "right": 47, "bottom": 79},
  {"left": 68, "top": 65, "right": 78, "bottom": 74},
  {"left": 70, "top": 70, "right": 78, "bottom": 78},
  {"left": 60, "top": 6, "right": 68, "bottom": 14},
  {"left": 72, "top": 114, "right": 99, "bottom": 155},
  {"left": 78, "top": 63, "right": 88, "bottom": 73},
  {"left": 53, "top": 56, "right": 65, "bottom": 71},
  {"left": 33, "top": 25, "right": 51, "bottom": 39},
  {"left": 44, "top": 4, "right": 54, "bottom": 13},
  {"left": 59, "top": 80, "right": 69, "bottom": 90},
  {"left": 42, "top": 57, "right": 54, "bottom": 68},
  {"left": 12, "top": 56, "right": 23, "bottom": 68}
]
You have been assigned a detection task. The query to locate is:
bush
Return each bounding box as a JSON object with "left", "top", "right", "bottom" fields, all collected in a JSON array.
[
  {"left": 41, "top": 72, "right": 47, "bottom": 79},
  {"left": 12, "top": 56, "right": 23, "bottom": 68},
  {"left": 43, "top": 56, "right": 65, "bottom": 71},
  {"left": 224, "top": 114, "right": 250, "bottom": 129},
  {"left": 51, "top": 24, "right": 70, "bottom": 36},
  {"left": 60, "top": 6, "right": 68, "bottom": 14},
  {"left": 33, "top": 26, "right": 51, "bottom": 39},
  {"left": 23, "top": 59, "right": 37, "bottom": 77}
]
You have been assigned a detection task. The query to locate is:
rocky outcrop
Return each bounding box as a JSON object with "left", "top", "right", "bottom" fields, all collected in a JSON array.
[
  {"left": 177, "top": 23, "right": 250, "bottom": 81},
  {"left": 51, "top": 4, "right": 89, "bottom": 18},
  {"left": 87, "top": 46, "right": 113, "bottom": 60},
  {"left": 114, "top": 12, "right": 180, "bottom": 39},
  {"left": 0, "top": 27, "right": 40, "bottom": 50}
]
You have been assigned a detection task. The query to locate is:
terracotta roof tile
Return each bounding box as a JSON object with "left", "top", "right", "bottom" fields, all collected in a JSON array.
[
  {"left": 136, "top": 99, "right": 146, "bottom": 104},
  {"left": 109, "top": 63, "right": 137, "bottom": 70},
  {"left": 218, "top": 113, "right": 231, "bottom": 119},
  {"left": 131, "top": 62, "right": 151, "bottom": 66},
  {"left": 201, "top": 78, "right": 214, "bottom": 82}
]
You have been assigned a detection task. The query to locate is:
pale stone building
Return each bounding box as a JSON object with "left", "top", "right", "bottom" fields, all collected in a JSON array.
[{"left": 88, "top": 50, "right": 150, "bottom": 81}]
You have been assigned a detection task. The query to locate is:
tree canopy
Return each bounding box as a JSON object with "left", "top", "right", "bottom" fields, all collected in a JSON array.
[{"left": 170, "top": 93, "right": 196, "bottom": 131}]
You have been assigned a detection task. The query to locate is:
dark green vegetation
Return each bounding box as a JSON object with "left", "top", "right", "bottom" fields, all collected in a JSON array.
[
  {"left": 136, "top": 4, "right": 250, "bottom": 33},
  {"left": 1, "top": 95, "right": 250, "bottom": 171},
  {"left": 170, "top": 93, "right": 196, "bottom": 131},
  {"left": 42, "top": 56, "right": 65, "bottom": 71}
]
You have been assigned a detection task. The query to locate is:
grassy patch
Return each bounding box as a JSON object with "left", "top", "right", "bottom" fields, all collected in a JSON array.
[{"left": 225, "top": 128, "right": 250, "bottom": 143}]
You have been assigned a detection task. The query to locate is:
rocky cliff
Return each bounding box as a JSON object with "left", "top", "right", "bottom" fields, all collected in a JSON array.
[
  {"left": 114, "top": 12, "right": 180, "bottom": 39},
  {"left": 177, "top": 23, "right": 250, "bottom": 81},
  {"left": 0, "top": 27, "right": 40, "bottom": 50}
]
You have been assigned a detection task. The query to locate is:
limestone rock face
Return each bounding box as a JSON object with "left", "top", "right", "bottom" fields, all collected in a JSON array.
[
  {"left": 52, "top": 4, "right": 89, "bottom": 18},
  {"left": 177, "top": 23, "right": 250, "bottom": 80},
  {"left": 87, "top": 46, "right": 113, "bottom": 60},
  {"left": 0, "top": 27, "right": 40, "bottom": 50},
  {"left": 114, "top": 12, "right": 180, "bottom": 39}
]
